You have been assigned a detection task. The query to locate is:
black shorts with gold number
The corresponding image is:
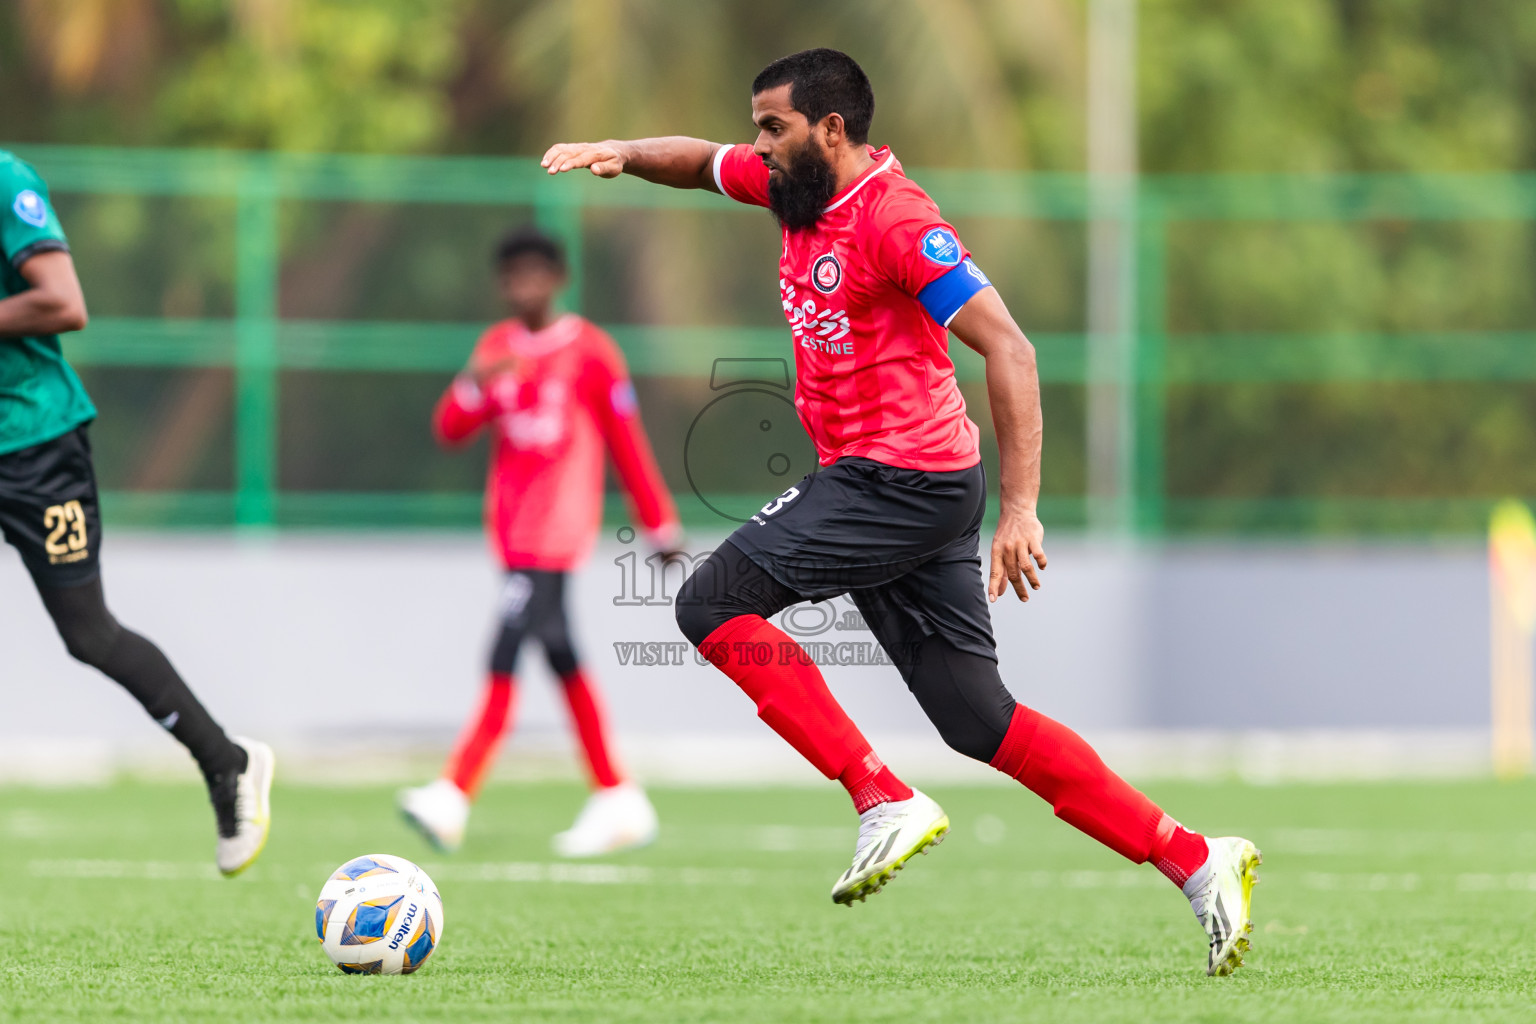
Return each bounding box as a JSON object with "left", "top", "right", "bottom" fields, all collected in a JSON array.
[
  {"left": 0, "top": 425, "right": 102, "bottom": 587},
  {"left": 726, "top": 455, "right": 998, "bottom": 665}
]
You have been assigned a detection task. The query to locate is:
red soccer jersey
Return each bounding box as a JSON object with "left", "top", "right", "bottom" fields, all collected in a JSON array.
[
  {"left": 433, "top": 314, "right": 680, "bottom": 571},
  {"left": 712, "top": 143, "right": 993, "bottom": 472}
]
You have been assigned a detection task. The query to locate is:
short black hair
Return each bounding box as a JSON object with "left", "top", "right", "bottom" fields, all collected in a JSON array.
[
  {"left": 494, "top": 226, "right": 565, "bottom": 272},
  {"left": 752, "top": 48, "right": 874, "bottom": 146}
]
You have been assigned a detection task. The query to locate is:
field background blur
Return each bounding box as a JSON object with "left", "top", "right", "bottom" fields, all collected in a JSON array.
[
  {"left": 8, "top": 0, "right": 1536, "bottom": 532},
  {"left": 12, "top": 8, "right": 1536, "bottom": 1020},
  {"left": 3, "top": 1, "right": 1535, "bottom": 778}
]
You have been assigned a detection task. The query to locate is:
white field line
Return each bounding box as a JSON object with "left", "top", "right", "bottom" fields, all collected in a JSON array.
[
  {"left": 1265, "top": 827, "right": 1536, "bottom": 857},
  {"left": 28, "top": 859, "right": 223, "bottom": 880},
  {"left": 0, "top": 729, "right": 1497, "bottom": 785},
  {"left": 28, "top": 859, "right": 1536, "bottom": 896},
  {"left": 22, "top": 858, "right": 756, "bottom": 888}
]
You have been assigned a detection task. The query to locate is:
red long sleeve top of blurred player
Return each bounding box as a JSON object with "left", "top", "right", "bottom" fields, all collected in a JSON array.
[{"left": 433, "top": 314, "right": 681, "bottom": 571}]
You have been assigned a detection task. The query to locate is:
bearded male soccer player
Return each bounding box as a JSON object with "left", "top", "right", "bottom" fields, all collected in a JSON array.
[
  {"left": 541, "top": 50, "right": 1261, "bottom": 975},
  {"left": 0, "top": 150, "right": 272, "bottom": 875},
  {"left": 398, "top": 228, "right": 680, "bottom": 857}
]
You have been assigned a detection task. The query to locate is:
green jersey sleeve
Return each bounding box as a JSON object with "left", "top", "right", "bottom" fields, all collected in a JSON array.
[{"left": 2, "top": 156, "right": 69, "bottom": 270}]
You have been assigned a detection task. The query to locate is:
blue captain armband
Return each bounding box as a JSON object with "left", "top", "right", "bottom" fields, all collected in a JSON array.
[{"left": 917, "top": 258, "right": 993, "bottom": 327}]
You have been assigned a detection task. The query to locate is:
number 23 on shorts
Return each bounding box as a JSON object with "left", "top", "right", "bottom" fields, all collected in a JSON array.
[
  {"left": 751, "top": 485, "right": 802, "bottom": 525},
  {"left": 43, "top": 500, "right": 89, "bottom": 563},
  {"left": 759, "top": 486, "right": 800, "bottom": 518}
]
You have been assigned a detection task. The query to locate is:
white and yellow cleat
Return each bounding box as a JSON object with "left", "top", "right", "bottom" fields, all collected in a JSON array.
[
  {"left": 552, "top": 782, "right": 659, "bottom": 857},
  {"left": 398, "top": 778, "right": 471, "bottom": 854},
  {"left": 1184, "top": 836, "right": 1262, "bottom": 976},
  {"left": 831, "top": 789, "right": 949, "bottom": 906},
  {"left": 214, "top": 737, "right": 274, "bottom": 877}
]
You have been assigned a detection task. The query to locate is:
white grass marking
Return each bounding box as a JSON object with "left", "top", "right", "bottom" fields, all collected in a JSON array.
[
  {"left": 424, "top": 862, "right": 760, "bottom": 887},
  {"left": 1454, "top": 873, "right": 1536, "bottom": 892},
  {"left": 658, "top": 825, "right": 849, "bottom": 853},
  {"left": 1268, "top": 828, "right": 1536, "bottom": 857},
  {"left": 1301, "top": 872, "right": 1421, "bottom": 891},
  {"left": 29, "top": 859, "right": 221, "bottom": 880},
  {"left": 31, "top": 859, "right": 1536, "bottom": 897},
  {"left": 24, "top": 858, "right": 758, "bottom": 888},
  {"left": 3, "top": 811, "right": 55, "bottom": 839}
]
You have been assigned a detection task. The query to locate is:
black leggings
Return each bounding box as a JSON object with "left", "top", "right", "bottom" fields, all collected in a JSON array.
[
  {"left": 36, "top": 575, "right": 242, "bottom": 782},
  {"left": 676, "top": 541, "right": 1016, "bottom": 763},
  {"left": 489, "top": 570, "right": 580, "bottom": 678}
]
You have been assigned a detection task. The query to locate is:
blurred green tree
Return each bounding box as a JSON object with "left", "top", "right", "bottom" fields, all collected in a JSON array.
[{"left": 3, "top": 0, "right": 1536, "bottom": 529}]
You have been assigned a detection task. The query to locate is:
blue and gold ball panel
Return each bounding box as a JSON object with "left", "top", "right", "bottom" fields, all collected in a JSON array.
[
  {"left": 401, "top": 909, "right": 438, "bottom": 974},
  {"left": 337, "top": 960, "right": 383, "bottom": 975},
  {"left": 331, "top": 856, "right": 400, "bottom": 881},
  {"left": 314, "top": 899, "right": 338, "bottom": 941},
  {"left": 339, "top": 895, "right": 403, "bottom": 946}
]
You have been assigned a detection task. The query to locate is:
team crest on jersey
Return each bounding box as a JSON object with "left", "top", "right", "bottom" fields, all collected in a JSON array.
[
  {"left": 920, "top": 227, "right": 962, "bottom": 267},
  {"left": 12, "top": 190, "right": 47, "bottom": 228},
  {"left": 811, "top": 252, "right": 842, "bottom": 294}
]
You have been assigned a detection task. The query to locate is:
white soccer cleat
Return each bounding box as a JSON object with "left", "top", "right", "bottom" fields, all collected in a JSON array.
[
  {"left": 1184, "top": 835, "right": 1263, "bottom": 976},
  {"left": 398, "top": 778, "right": 471, "bottom": 854},
  {"left": 551, "top": 782, "right": 659, "bottom": 858},
  {"left": 214, "top": 737, "right": 274, "bottom": 877},
  {"left": 831, "top": 788, "right": 949, "bottom": 905}
]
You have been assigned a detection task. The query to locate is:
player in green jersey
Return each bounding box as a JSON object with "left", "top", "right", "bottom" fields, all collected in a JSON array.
[{"left": 0, "top": 151, "right": 273, "bottom": 875}]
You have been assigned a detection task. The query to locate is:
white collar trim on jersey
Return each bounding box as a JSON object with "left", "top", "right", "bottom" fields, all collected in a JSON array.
[
  {"left": 822, "top": 149, "right": 896, "bottom": 213},
  {"left": 509, "top": 313, "right": 579, "bottom": 356}
]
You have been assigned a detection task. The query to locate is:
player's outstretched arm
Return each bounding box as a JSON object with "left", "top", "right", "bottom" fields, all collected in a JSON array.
[
  {"left": 949, "top": 287, "right": 1047, "bottom": 604},
  {"left": 541, "top": 137, "right": 722, "bottom": 193},
  {"left": 0, "top": 250, "right": 88, "bottom": 337},
  {"left": 431, "top": 375, "right": 492, "bottom": 447}
]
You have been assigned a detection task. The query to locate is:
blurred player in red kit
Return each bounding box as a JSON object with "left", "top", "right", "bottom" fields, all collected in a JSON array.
[
  {"left": 399, "top": 228, "right": 681, "bottom": 857},
  {"left": 543, "top": 49, "right": 1261, "bottom": 974}
]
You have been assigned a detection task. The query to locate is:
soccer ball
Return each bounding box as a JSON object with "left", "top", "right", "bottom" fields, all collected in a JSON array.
[{"left": 314, "top": 853, "right": 444, "bottom": 975}]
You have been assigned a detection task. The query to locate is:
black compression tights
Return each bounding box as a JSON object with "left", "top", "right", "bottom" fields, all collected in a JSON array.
[
  {"left": 37, "top": 575, "right": 243, "bottom": 782},
  {"left": 676, "top": 542, "right": 1017, "bottom": 764}
]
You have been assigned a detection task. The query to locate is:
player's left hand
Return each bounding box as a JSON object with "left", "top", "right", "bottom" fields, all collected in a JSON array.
[{"left": 989, "top": 506, "right": 1047, "bottom": 603}]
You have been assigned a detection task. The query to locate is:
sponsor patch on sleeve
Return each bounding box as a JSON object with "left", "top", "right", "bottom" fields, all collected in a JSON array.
[
  {"left": 920, "top": 227, "right": 962, "bottom": 267},
  {"left": 610, "top": 379, "right": 638, "bottom": 417},
  {"left": 12, "top": 189, "right": 48, "bottom": 228}
]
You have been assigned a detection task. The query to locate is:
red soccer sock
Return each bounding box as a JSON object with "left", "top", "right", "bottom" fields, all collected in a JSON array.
[
  {"left": 840, "top": 756, "right": 913, "bottom": 814},
  {"left": 700, "top": 615, "right": 911, "bottom": 811},
  {"left": 990, "top": 703, "right": 1165, "bottom": 863},
  {"left": 559, "top": 667, "right": 625, "bottom": 790},
  {"left": 1147, "top": 815, "right": 1211, "bottom": 889},
  {"left": 444, "top": 672, "right": 518, "bottom": 799}
]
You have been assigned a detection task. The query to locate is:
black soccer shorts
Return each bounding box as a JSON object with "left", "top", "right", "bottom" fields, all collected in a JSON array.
[
  {"left": 0, "top": 425, "right": 103, "bottom": 587},
  {"left": 487, "top": 568, "right": 580, "bottom": 678},
  {"left": 724, "top": 455, "right": 998, "bottom": 664}
]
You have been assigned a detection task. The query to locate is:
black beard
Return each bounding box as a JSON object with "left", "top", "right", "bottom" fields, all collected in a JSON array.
[{"left": 766, "top": 140, "right": 837, "bottom": 230}]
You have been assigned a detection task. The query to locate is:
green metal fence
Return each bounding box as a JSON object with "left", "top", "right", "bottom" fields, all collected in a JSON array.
[{"left": 16, "top": 145, "right": 1536, "bottom": 535}]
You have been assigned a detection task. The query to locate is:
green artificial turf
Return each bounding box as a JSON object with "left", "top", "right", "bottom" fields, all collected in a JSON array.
[{"left": 5, "top": 778, "right": 1536, "bottom": 1022}]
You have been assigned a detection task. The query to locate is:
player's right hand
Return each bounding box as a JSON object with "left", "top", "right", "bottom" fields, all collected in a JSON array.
[
  {"left": 541, "top": 142, "right": 627, "bottom": 178},
  {"left": 988, "top": 506, "right": 1047, "bottom": 603},
  {"left": 471, "top": 355, "right": 521, "bottom": 384}
]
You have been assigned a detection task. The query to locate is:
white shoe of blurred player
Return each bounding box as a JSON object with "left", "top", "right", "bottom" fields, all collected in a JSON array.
[
  {"left": 399, "top": 778, "right": 470, "bottom": 854},
  {"left": 831, "top": 788, "right": 949, "bottom": 905},
  {"left": 1184, "top": 836, "right": 1263, "bottom": 976},
  {"left": 214, "top": 737, "right": 274, "bottom": 877},
  {"left": 551, "top": 783, "right": 658, "bottom": 857}
]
